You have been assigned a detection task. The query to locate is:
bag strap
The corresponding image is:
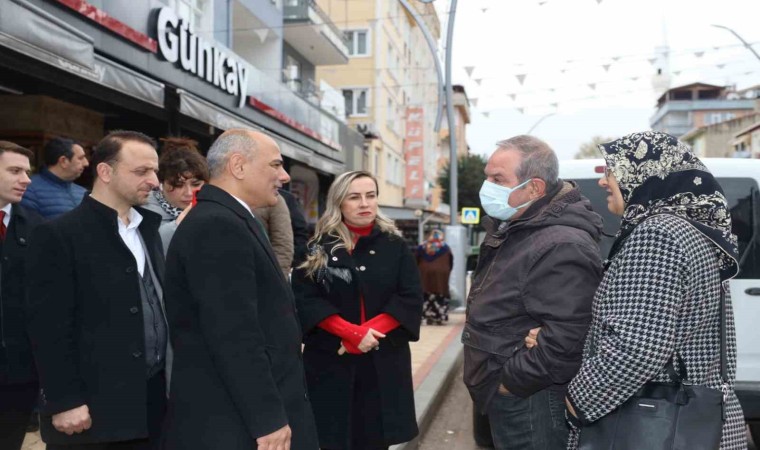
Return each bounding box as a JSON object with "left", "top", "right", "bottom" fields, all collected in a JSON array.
[{"left": 719, "top": 283, "right": 728, "bottom": 421}]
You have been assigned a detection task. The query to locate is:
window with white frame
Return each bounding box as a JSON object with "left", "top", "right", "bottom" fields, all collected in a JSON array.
[
  {"left": 343, "top": 88, "right": 369, "bottom": 116},
  {"left": 344, "top": 30, "right": 369, "bottom": 56},
  {"left": 168, "top": 0, "right": 205, "bottom": 31}
]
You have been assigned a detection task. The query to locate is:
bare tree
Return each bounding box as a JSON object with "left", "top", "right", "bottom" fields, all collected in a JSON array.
[{"left": 575, "top": 136, "right": 614, "bottom": 159}]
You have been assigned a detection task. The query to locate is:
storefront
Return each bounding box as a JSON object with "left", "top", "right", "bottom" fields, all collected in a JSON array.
[{"left": 0, "top": 0, "right": 358, "bottom": 208}]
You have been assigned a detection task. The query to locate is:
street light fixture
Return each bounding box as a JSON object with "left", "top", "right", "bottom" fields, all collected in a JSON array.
[
  {"left": 526, "top": 112, "right": 556, "bottom": 135},
  {"left": 712, "top": 24, "right": 760, "bottom": 63}
]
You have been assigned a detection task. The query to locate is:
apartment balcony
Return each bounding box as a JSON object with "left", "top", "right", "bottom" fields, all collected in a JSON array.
[{"left": 283, "top": 0, "right": 349, "bottom": 65}]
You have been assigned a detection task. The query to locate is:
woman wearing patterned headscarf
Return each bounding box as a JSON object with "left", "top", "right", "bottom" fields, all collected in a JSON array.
[
  {"left": 416, "top": 229, "right": 453, "bottom": 325},
  {"left": 558, "top": 131, "right": 746, "bottom": 449}
]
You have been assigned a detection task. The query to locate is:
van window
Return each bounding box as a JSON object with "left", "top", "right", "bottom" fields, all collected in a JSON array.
[
  {"left": 717, "top": 178, "right": 760, "bottom": 279},
  {"left": 573, "top": 180, "right": 620, "bottom": 258},
  {"left": 573, "top": 178, "right": 760, "bottom": 279}
]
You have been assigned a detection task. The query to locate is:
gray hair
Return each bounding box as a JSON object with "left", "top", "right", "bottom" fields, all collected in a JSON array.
[
  {"left": 206, "top": 132, "right": 258, "bottom": 178},
  {"left": 495, "top": 135, "right": 559, "bottom": 191}
]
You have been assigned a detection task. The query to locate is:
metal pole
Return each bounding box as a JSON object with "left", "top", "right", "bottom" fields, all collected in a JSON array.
[
  {"left": 446, "top": 0, "right": 458, "bottom": 225},
  {"left": 397, "top": 0, "right": 445, "bottom": 131},
  {"left": 712, "top": 25, "right": 760, "bottom": 63}
]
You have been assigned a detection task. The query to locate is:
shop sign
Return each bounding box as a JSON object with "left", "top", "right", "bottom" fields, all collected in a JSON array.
[{"left": 155, "top": 7, "right": 249, "bottom": 108}]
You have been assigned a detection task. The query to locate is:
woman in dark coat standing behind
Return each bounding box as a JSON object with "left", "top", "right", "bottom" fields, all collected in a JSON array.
[
  {"left": 292, "top": 170, "right": 423, "bottom": 450},
  {"left": 416, "top": 229, "right": 453, "bottom": 325}
]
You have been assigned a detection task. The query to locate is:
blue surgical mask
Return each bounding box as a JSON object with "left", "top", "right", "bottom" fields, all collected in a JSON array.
[{"left": 479, "top": 179, "right": 533, "bottom": 221}]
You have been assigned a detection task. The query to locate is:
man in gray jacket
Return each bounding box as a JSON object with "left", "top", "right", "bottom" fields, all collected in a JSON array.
[{"left": 463, "top": 135, "right": 603, "bottom": 450}]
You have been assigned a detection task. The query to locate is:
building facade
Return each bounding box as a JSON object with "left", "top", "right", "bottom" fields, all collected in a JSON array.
[
  {"left": 681, "top": 112, "right": 760, "bottom": 158},
  {"left": 650, "top": 82, "right": 757, "bottom": 138},
  {"left": 0, "top": 0, "right": 364, "bottom": 223},
  {"left": 316, "top": 0, "right": 442, "bottom": 215}
]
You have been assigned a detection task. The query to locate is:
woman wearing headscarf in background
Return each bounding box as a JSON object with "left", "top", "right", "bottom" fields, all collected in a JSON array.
[
  {"left": 527, "top": 131, "right": 746, "bottom": 449},
  {"left": 143, "top": 137, "right": 209, "bottom": 254},
  {"left": 292, "top": 170, "right": 423, "bottom": 450},
  {"left": 416, "top": 229, "right": 453, "bottom": 325}
]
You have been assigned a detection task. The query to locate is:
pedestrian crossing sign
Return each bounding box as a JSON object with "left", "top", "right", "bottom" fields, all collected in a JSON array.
[{"left": 461, "top": 207, "right": 480, "bottom": 225}]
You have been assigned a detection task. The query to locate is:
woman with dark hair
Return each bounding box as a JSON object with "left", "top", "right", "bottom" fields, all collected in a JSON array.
[
  {"left": 416, "top": 229, "right": 453, "bottom": 325},
  {"left": 529, "top": 131, "right": 746, "bottom": 449},
  {"left": 292, "top": 170, "right": 423, "bottom": 450},
  {"left": 144, "top": 137, "right": 209, "bottom": 254}
]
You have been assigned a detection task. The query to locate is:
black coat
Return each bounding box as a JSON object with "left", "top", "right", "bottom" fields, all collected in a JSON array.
[
  {"left": 26, "top": 195, "right": 165, "bottom": 445},
  {"left": 291, "top": 227, "right": 423, "bottom": 447},
  {"left": 279, "top": 188, "right": 309, "bottom": 265},
  {"left": 0, "top": 204, "right": 43, "bottom": 385},
  {"left": 162, "top": 185, "right": 318, "bottom": 450}
]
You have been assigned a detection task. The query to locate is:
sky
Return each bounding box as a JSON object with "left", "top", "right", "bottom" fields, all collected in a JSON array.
[{"left": 433, "top": 0, "right": 760, "bottom": 160}]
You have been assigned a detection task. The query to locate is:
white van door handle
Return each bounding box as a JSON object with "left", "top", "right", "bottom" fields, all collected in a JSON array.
[{"left": 745, "top": 288, "right": 760, "bottom": 296}]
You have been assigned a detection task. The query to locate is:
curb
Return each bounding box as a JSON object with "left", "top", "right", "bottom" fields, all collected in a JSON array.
[{"left": 392, "top": 327, "right": 464, "bottom": 450}]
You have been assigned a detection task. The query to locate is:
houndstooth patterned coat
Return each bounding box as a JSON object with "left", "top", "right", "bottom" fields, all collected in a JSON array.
[{"left": 566, "top": 214, "right": 746, "bottom": 449}]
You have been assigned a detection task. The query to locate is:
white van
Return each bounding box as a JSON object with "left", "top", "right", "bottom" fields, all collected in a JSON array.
[{"left": 560, "top": 158, "right": 760, "bottom": 443}]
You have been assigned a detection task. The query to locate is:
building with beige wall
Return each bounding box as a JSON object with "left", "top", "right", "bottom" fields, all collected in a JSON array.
[{"left": 316, "top": 0, "right": 441, "bottom": 210}]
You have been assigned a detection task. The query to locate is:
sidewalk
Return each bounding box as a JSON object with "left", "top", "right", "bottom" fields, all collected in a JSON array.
[{"left": 22, "top": 313, "right": 466, "bottom": 450}]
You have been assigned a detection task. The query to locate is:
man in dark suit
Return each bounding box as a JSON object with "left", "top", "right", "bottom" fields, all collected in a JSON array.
[
  {"left": 27, "top": 131, "right": 169, "bottom": 449},
  {"left": 163, "top": 129, "right": 318, "bottom": 450},
  {"left": 0, "top": 141, "right": 43, "bottom": 450}
]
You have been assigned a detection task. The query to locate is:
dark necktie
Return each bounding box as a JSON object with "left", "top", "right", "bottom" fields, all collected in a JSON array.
[
  {"left": 252, "top": 217, "right": 270, "bottom": 242},
  {"left": 0, "top": 210, "right": 6, "bottom": 242}
]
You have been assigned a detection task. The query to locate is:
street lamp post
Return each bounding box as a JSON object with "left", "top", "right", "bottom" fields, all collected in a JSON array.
[{"left": 398, "top": 0, "right": 467, "bottom": 304}]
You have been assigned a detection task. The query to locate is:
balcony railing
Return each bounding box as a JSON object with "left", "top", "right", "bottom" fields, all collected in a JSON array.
[{"left": 283, "top": 0, "right": 348, "bottom": 48}]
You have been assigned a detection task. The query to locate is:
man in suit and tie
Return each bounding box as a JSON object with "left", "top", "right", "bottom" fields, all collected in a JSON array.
[
  {"left": 0, "top": 141, "right": 43, "bottom": 450},
  {"left": 162, "top": 129, "right": 319, "bottom": 450}
]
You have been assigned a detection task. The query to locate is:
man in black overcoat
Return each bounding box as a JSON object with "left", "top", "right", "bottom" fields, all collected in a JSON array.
[
  {"left": 26, "top": 131, "right": 169, "bottom": 449},
  {"left": 0, "top": 141, "right": 43, "bottom": 450},
  {"left": 162, "top": 129, "right": 318, "bottom": 450}
]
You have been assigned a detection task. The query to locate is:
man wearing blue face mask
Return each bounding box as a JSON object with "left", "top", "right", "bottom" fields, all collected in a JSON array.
[{"left": 462, "top": 135, "right": 603, "bottom": 450}]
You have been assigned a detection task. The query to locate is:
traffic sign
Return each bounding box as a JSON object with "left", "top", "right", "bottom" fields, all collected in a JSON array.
[{"left": 461, "top": 207, "right": 480, "bottom": 224}]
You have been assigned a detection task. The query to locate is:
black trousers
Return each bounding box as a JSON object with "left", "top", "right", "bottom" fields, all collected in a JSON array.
[
  {"left": 47, "top": 371, "right": 166, "bottom": 450},
  {"left": 0, "top": 381, "right": 38, "bottom": 450}
]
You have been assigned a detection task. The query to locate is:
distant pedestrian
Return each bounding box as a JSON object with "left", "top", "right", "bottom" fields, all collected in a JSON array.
[
  {"left": 27, "top": 130, "right": 169, "bottom": 449},
  {"left": 21, "top": 137, "right": 89, "bottom": 218},
  {"left": 0, "top": 141, "right": 43, "bottom": 450},
  {"left": 416, "top": 229, "right": 453, "bottom": 325},
  {"left": 292, "top": 170, "right": 423, "bottom": 450},
  {"left": 143, "top": 137, "right": 208, "bottom": 254}
]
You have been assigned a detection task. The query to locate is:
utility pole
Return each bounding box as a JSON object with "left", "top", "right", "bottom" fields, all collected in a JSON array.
[{"left": 398, "top": 0, "right": 466, "bottom": 304}]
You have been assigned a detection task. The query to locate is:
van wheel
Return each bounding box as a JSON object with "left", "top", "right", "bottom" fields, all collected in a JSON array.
[{"left": 472, "top": 407, "right": 494, "bottom": 448}]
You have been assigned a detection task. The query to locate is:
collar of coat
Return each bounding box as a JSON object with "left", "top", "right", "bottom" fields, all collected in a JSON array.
[
  {"left": 81, "top": 194, "right": 162, "bottom": 233},
  {"left": 317, "top": 225, "right": 389, "bottom": 261}
]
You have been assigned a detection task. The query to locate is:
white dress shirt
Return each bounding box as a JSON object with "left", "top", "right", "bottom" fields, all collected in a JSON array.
[
  {"left": 231, "top": 195, "right": 255, "bottom": 219},
  {"left": 118, "top": 208, "right": 146, "bottom": 276},
  {"left": 1, "top": 203, "right": 11, "bottom": 228}
]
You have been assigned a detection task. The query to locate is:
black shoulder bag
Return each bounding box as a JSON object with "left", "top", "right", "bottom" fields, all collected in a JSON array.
[{"left": 578, "top": 285, "right": 727, "bottom": 450}]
